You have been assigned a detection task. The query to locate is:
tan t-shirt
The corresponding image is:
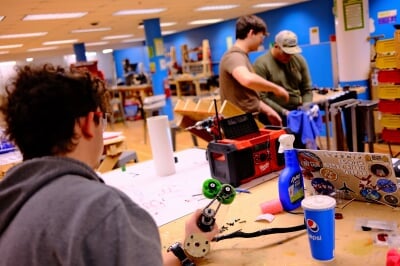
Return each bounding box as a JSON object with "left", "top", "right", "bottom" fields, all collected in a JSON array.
[{"left": 219, "top": 46, "right": 260, "bottom": 114}]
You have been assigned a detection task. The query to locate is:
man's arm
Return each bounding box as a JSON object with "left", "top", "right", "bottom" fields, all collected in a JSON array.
[
  {"left": 232, "top": 66, "right": 289, "bottom": 102},
  {"left": 259, "top": 100, "right": 283, "bottom": 126},
  {"left": 259, "top": 92, "right": 287, "bottom": 116}
]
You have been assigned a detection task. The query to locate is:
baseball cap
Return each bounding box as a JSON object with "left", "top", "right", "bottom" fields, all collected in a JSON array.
[{"left": 275, "top": 30, "right": 302, "bottom": 54}]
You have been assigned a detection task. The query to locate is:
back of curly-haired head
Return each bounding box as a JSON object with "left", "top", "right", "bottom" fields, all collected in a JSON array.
[
  {"left": 235, "top": 15, "right": 267, "bottom": 40},
  {"left": 0, "top": 64, "right": 110, "bottom": 160}
]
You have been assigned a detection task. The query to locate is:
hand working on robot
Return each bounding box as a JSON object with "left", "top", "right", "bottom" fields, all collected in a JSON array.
[
  {"left": 186, "top": 209, "right": 220, "bottom": 241},
  {"left": 163, "top": 209, "right": 220, "bottom": 266},
  {"left": 164, "top": 179, "right": 235, "bottom": 265}
]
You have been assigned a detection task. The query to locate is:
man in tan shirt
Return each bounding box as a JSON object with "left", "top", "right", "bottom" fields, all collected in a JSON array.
[{"left": 219, "top": 15, "right": 289, "bottom": 126}]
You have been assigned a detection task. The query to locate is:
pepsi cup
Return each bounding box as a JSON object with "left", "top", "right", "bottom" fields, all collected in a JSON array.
[{"left": 301, "top": 195, "right": 336, "bottom": 261}]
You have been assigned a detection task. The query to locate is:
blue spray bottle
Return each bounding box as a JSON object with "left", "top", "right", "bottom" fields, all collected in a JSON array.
[{"left": 278, "top": 134, "right": 304, "bottom": 211}]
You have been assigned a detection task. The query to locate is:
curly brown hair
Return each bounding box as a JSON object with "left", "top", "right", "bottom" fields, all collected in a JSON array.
[{"left": 0, "top": 64, "right": 110, "bottom": 160}]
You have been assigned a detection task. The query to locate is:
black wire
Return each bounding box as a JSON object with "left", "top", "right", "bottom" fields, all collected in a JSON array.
[
  {"left": 212, "top": 223, "right": 306, "bottom": 242},
  {"left": 286, "top": 210, "right": 304, "bottom": 215}
]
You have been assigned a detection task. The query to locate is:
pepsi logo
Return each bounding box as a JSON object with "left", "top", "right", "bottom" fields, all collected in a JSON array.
[{"left": 307, "top": 219, "right": 319, "bottom": 233}]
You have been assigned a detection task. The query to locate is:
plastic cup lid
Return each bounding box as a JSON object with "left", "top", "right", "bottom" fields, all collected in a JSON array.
[{"left": 301, "top": 195, "right": 336, "bottom": 211}]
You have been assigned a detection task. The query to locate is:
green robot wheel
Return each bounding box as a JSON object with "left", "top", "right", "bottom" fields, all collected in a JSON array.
[
  {"left": 217, "top": 184, "right": 236, "bottom": 204},
  {"left": 202, "top": 179, "right": 222, "bottom": 199}
]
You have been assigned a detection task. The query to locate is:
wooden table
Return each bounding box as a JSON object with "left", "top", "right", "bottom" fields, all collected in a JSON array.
[
  {"left": 170, "top": 74, "right": 210, "bottom": 98},
  {"left": 159, "top": 178, "right": 398, "bottom": 265},
  {"left": 97, "top": 132, "right": 127, "bottom": 173},
  {"left": 111, "top": 84, "right": 153, "bottom": 98},
  {"left": 101, "top": 148, "right": 399, "bottom": 265},
  {"left": 0, "top": 150, "right": 22, "bottom": 179},
  {"left": 0, "top": 132, "right": 128, "bottom": 176},
  {"left": 111, "top": 84, "right": 153, "bottom": 119}
]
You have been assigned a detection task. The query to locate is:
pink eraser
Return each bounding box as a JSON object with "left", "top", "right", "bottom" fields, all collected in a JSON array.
[{"left": 260, "top": 198, "right": 284, "bottom": 214}]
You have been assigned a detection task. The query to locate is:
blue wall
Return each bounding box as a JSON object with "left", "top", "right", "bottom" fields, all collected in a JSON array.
[
  {"left": 369, "top": 0, "right": 400, "bottom": 40},
  {"left": 163, "top": 0, "right": 335, "bottom": 87},
  {"left": 114, "top": 0, "right": 400, "bottom": 89},
  {"left": 113, "top": 44, "right": 148, "bottom": 82},
  {"left": 164, "top": 20, "right": 237, "bottom": 75},
  {"left": 256, "top": 0, "right": 335, "bottom": 45}
]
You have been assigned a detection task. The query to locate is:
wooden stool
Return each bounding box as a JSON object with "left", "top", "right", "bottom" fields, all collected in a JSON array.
[{"left": 109, "top": 97, "right": 127, "bottom": 127}]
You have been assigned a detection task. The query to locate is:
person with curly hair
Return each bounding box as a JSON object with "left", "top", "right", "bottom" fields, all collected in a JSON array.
[{"left": 0, "top": 64, "right": 218, "bottom": 266}]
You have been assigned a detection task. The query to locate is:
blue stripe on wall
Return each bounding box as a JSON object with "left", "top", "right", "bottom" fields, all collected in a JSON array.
[{"left": 113, "top": 0, "right": 399, "bottom": 91}]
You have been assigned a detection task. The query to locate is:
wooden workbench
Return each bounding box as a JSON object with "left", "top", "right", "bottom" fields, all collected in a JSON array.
[
  {"left": 111, "top": 84, "right": 153, "bottom": 99},
  {"left": 159, "top": 176, "right": 399, "bottom": 265},
  {"left": 0, "top": 150, "right": 22, "bottom": 179},
  {"left": 0, "top": 132, "right": 128, "bottom": 177},
  {"left": 169, "top": 74, "right": 210, "bottom": 98},
  {"left": 97, "top": 132, "right": 127, "bottom": 173},
  {"left": 173, "top": 87, "right": 366, "bottom": 147},
  {"left": 101, "top": 148, "right": 399, "bottom": 265}
]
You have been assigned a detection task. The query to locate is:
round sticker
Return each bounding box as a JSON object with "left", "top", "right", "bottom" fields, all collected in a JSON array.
[
  {"left": 298, "top": 151, "right": 323, "bottom": 172},
  {"left": 311, "top": 178, "right": 335, "bottom": 195},
  {"left": 383, "top": 194, "right": 399, "bottom": 205},
  {"left": 370, "top": 164, "right": 390, "bottom": 177},
  {"left": 360, "top": 188, "right": 381, "bottom": 201},
  {"left": 320, "top": 167, "right": 338, "bottom": 181},
  {"left": 376, "top": 178, "right": 398, "bottom": 193}
]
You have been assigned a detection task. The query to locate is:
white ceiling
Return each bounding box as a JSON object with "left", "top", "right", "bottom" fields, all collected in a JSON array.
[{"left": 0, "top": 0, "right": 308, "bottom": 62}]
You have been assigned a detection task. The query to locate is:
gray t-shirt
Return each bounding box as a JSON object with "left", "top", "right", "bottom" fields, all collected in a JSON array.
[{"left": 0, "top": 156, "right": 162, "bottom": 266}]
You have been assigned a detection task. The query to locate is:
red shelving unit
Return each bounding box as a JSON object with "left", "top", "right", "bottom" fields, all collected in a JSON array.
[{"left": 375, "top": 29, "right": 400, "bottom": 156}]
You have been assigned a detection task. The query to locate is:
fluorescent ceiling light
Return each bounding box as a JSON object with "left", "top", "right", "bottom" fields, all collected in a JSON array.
[
  {"left": 28, "top": 47, "right": 58, "bottom": 52},
  {"left": 102, "top": 49, "right": 113, "bottom": 54},
  {"left": 252, "top": 3, "right": 290, "bottom": 8},
  {"left": 113, "top": 8, "right": 166, "bottom": 16},
  {"left": 23, "top": 12, "right": 87, "bottom": 21},
  {"left": 0, "top": 44, "right": 23, "bottom": 49},
  {"left": 85, "top": 41, "right": 109, "bottom": 47},
  {"left": 196, "top": 5, "right": 239, "bottom": 11},
  {"left": 26, "top": 58, "right": 34, "bottom": 62},
  {"left": 0, "top": 51, "right": 9, "bottom": 55},
  {"left": 43, "top": 39, "right": 78, "bottom": 45},
  {"left": 0, "top": 32, "right": 47, "bottom": 39},
  {"left": 85, "top": 51, "right": 97, "bottom": 57},
  {"left": 138, "top": 21, "right": 176, "bottom": 29},
  {"left": 121, "top": 38, "right": 144, "bottom": 43},
  {"left": 189, "top": 19, "right": 223, "bottom": 25},
  {"left": 161, "top": 22, "right": 177, "bottom": 27},
  {"left": 0, "top": 61, "right": 16, "bottom": 65},
  {"left": 102, "top": 34, "right": 134, "bottom": 40},
  {"left": 0, "top": 16, "right": 4, "bottom": 21},
  {"left": 71, "top": 27, "right": 111, "bottom": 33},
  {"left": 162, "top": 30, "right": 177, "bottom": 35}
]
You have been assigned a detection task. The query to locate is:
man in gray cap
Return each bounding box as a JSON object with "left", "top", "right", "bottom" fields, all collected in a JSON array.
[{"left": 253, "top": 30, "right": 313, "bottom": 124}]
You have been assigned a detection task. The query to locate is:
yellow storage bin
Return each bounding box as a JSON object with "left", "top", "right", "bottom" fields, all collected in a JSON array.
[
  {"left": 376, "top": 54, "right": 398, "bottom": 69},
  {"left": 395, "top": 30, "right": 400, "bottom": 43},
  {"left": 376, "top": 39, "right": 396, "bottom": 54},
  {"left": 377, "top": 84, "right": 400, "bottom": 99},
  {"left": 380, "top": 113, "right": 400, "bottom": 129}
]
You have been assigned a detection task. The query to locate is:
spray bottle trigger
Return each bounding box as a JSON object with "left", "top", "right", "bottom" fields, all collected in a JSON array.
[{"left": 278, "top": 134, "right": 295, "bottom": 153}]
